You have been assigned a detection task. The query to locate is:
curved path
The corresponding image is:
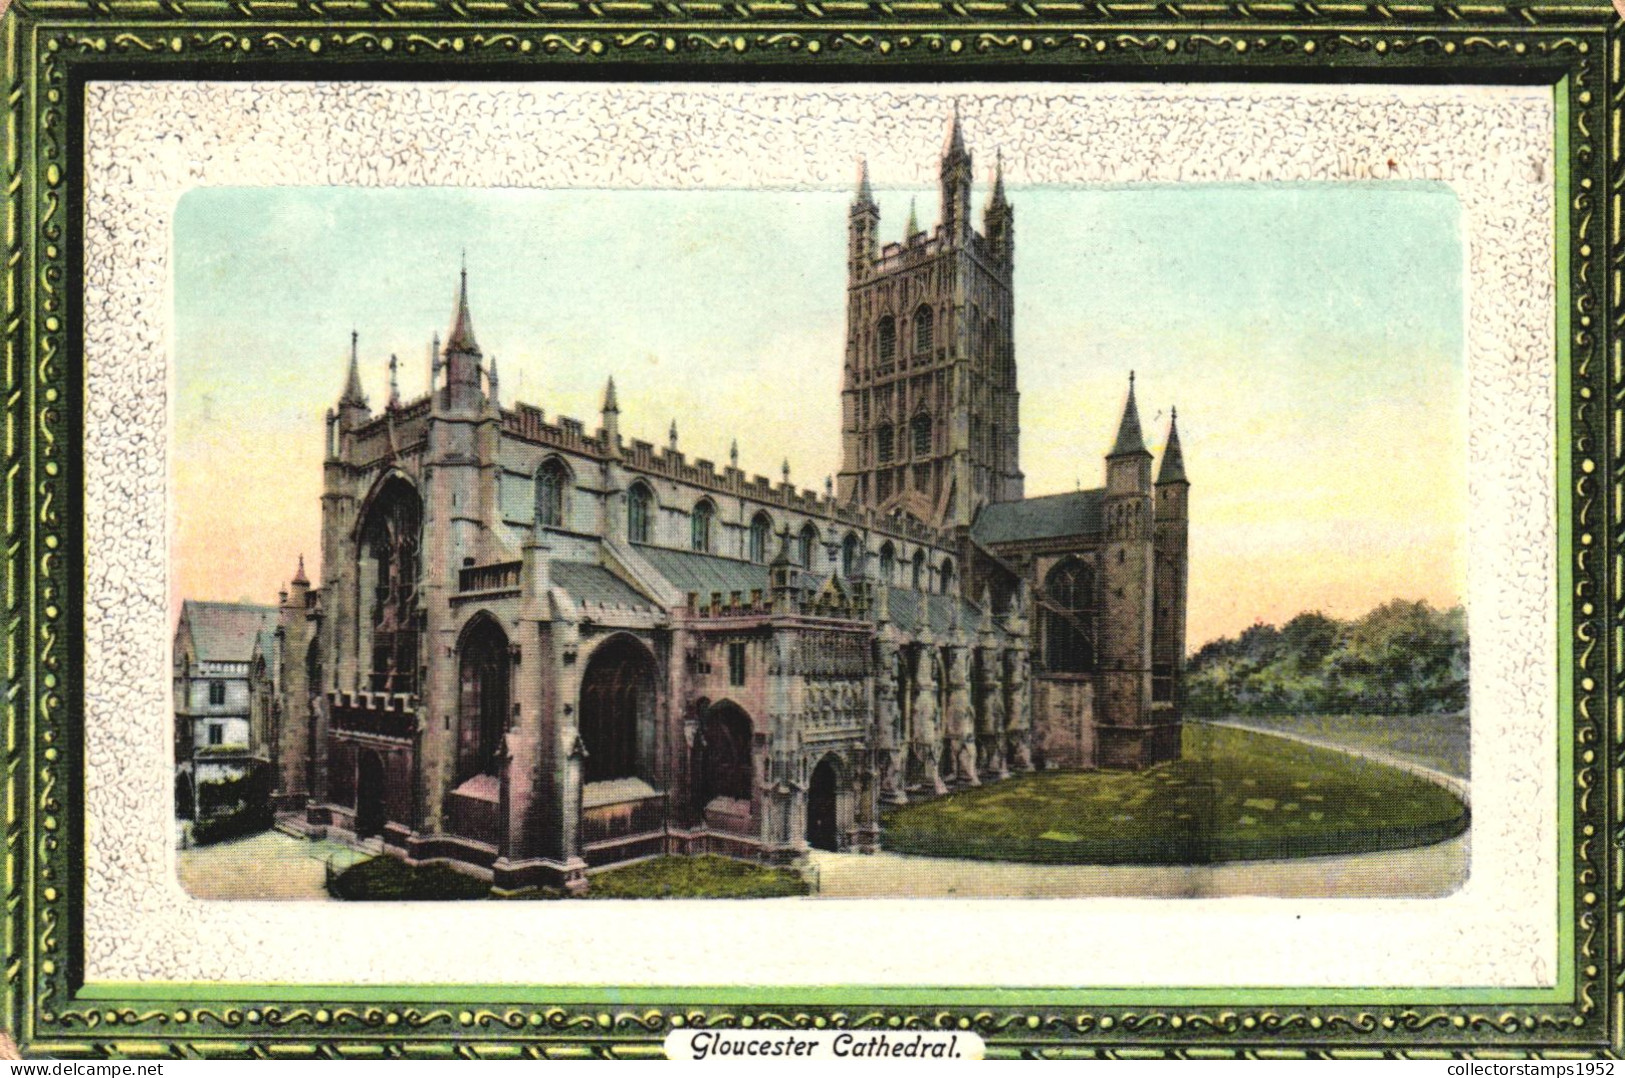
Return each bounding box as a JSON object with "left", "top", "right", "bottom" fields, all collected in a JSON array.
[{"left": 808, "top": 833, "right": 1468, "bottom": 899}]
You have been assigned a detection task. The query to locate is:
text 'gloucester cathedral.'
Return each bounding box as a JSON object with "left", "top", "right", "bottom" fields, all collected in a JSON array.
[{"left": 186, "top": 115, "right": 1192, "bottom": 893}]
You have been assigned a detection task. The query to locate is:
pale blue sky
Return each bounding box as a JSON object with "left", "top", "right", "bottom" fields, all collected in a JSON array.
[{"left": 174, "top": 182, "right": 1465, "bottom": 646}]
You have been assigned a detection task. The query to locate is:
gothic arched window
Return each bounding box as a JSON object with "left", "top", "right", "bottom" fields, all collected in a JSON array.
[
  {"left": 841, "top": 533, "right": 861, "bottom": 578},
  {"left": 879, "top": 542, "right": 896, "bottom": 584},
  {"left": 535, "top": 457, "right": 570, "bottom": 529},
  {"left": 1044, "top": 558, "right": 1096, "bottom": 674},
  {"left": 359, "top": 476, "right": 423, "bottom": 695},
  {"left": 749, "top": 512, "right": 772, "bottom": 563},
  {"left": 912, "top": 415, "right": 933, "bottom": 457},
  {"left": 799, "top": 523, "right": 818, "bottom": 569},
  {"left": 939, "top": 558, "right": 956, "bottom": 597},
  {"left": 912, "top": 550, "right": 926, "bottom": 591},
  {"left": 914, "top": 304, "right": 934, "bottom": 355},
  {"left": 628, "top": 483, "right": 653, "bottom": 544},
  {"left": 876, "top": 423, "right": 895, "bottom": 465},
  {"left": 878, "top": 316, "right": 896, "bottom": 365},
  {"left": 691, "top": 500, "right": 715, "bottom": 553}
]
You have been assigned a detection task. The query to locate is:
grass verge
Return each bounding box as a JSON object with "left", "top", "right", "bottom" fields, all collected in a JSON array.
[{"left": 330, "top": 853, "right": 808, "bottom": 900}]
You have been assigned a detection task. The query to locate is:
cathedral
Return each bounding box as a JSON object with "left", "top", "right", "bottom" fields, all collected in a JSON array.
[{"left": 216, "top": 115, "right": 1190, "bottom": 893}]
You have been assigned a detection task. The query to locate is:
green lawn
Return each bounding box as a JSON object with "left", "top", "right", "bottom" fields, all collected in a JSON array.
[
  {"left": 330, "top": 853, "right": 808, "bottom": 900},
  {"left": 882, "top": 724, "right": 1469, "bottom": 865}
]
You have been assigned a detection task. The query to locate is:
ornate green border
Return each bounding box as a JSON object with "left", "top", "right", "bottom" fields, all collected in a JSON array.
[{"left": 0, "top": 0, "right": 1612, "bottom": 1057}]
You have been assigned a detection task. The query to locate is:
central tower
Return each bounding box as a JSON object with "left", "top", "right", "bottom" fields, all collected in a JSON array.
[{"left": 836, "top": 111, "right": 1023, "bottom": 530}]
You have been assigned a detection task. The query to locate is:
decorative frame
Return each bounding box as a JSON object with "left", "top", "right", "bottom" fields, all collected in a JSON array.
[{"left": 0, "top": 0, "right": 1612, "bottom": 1059}]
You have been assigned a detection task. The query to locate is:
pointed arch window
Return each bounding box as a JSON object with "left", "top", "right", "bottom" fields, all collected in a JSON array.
[
  {"left": 628, "top": 483, "right": 653, "bottom": 544},
  {"left": 913, "top": 305, "right": 934, "bottom": 355},
  {"left": 912, "top": 550, "right": 926, "bottom": 591},
  {"left": 878, "top": 316, "right": 896, "bottom": 366},
  {"left": 535, "top": 458, "right": 570, "bottom": 529},
  {"left": 879, "top": 542, "right": 896, "bottom": 584},
  {"left": 876, "top": 423, "right": 895, "bottom": 465},
  {"left": 841, "top": 533, "right": 862, "bottom": 578},
  {"left": 359, "top": 476, "right": 423, "bottom": 695},
  {"left": 798, "top": 524, "right": 819, "bottom": 569},
  {"left": 749, "top": 512, "right": 772, "bottom": 563},
  {"left": 691, "top": 500, "right": 715, "bottom": 553},
  {"left": 939, "top": 558, "right": 956, "bottom": 597},
  {"left": 912, "top": 415, "right": 933, "bottom": 457},
  {"left": 1044, "top": 558, "right": 1096, "bottom": 674}
]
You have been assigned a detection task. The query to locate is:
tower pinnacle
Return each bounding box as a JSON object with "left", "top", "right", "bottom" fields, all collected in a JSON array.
[
  {"left": 340, "top": 330, "right": 367, "bottom": 407},
  {"left": 1157, "top": 407, "right": 1188, "bottom": 484},
  {"left": 1109, "top": 372, "right": 1149, "bottom": 458},
  {"left": 447, "top": 259, "right": 480, "bottom": 355}
]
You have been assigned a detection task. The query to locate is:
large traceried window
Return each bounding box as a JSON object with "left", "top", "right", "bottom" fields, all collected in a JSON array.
[
  {"left": 879, "top": 542, "right": 896, "bottom": 584},
  {"left": 360, "top": 476, "right": 423, "bottom": 695},
  {"left": 939, "top": 558, "right": 956, "bottom": 597},
  {"left": 913, "top": 304, "right": 934, "bottom": 355},
  {"left": 799, "top": 523, "right": 819, "bottom": 570},
  {"left": 749, "top": 512, "right": 772, "bottom": 563},
  {"left": 535, "top": 457, "right": 570, "bottom": 529},
  {"left": 877, "top": 423, "right": 895, "bottom": 465},
  {"left": 1044, "top": 558, "right": 1097, "bottom": 674},
  {"left": 912, "top": 414, "right": 933, "bottom": 457},
  {"left": 912, "top": 549, "right": 926, "bottom": 591},
  {"left": 456, "top": 616, "right": 510, "bottom": 781},
  {"left": 692, "top": 500, "right": 715, "bottom": 553},
  {"left": 878, "top": 315, "right": 896, "bottom": 365},
  {"left": 841, "top": 533, "right": 862, "bottom": 578},
  {"left": 628, "top": 482, "right": 653, "bottom": 544}
]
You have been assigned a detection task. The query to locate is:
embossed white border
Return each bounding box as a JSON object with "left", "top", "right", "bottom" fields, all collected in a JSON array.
[{"left": 83, "top": 81, "right": 1554, "bottom": 988}]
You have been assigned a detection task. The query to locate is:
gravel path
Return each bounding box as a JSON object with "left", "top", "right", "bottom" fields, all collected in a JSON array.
[{"left": 178, "top": 831, "right": 371, "bottom": 901}]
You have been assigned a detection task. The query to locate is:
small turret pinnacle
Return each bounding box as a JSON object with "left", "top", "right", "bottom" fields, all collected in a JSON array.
[
  {"left": 729, "top": 439, "right": 739, "bottom": 468},
  {"left": 387, "top": 353, "right": 401, "bottom": 408},
  {"left": 991, "top": 148, "right": 1007, "bottom": 204},
  {"left": 291, "top": 554, "right": 309, "bottom": 587},
  {"left": 1157, "top": 406, "right": 1188, "bottom": 484},
  {"left": 446, "top": 258, "right": 480, "bottom": 356},
  {"left": 668, "top": 418, "right": 678, "bottom": 451},
  {"left": 601, "top": 375, "right": 619, "bottom": 414},
  {"left": 1109, "top": 371, "right": 1149, "bottom": 458},
  {"left": 906, "top": 197, "right": 920, "bottom": 238},
  {"left": 487, "top": 353, "right": 499, "bottom": 405},
  {"left": 340, "top": 330, "right": 367, "bottom": 407}
]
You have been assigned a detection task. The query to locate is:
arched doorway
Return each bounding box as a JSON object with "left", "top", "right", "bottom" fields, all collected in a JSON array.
[
  {"left": 356, "top": 749, "right": 386, "bottom": 839},
  {"left": 700, "top": 703, "right": 753, "bottom": 806},
  {"left": 579, "top": 635, "right": 659, "bottom": 784},
  {"left": 457, "top": 616, "right": 511, "bottom": 782},
  {"left": 175, "top": 772, "right": 194, "bottom": 821},
  {"left": 807, "top": 755, "right": 841, "bottom": 851}
]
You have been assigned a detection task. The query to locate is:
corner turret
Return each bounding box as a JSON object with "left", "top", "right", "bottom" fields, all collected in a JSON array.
[
  {"left": 940, "top": 104, "right": 973, "bottom": 246},
  {"left": 848, "top": 158, "right": 880, "bottom": 281}
]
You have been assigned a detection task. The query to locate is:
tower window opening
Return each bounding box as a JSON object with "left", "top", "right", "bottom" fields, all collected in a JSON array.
[
  {"left": 914, "top": 305, "right": 934, "bottom": 355},
  {"left": 878, "top": 316, "right": 896, "bottom": 366}
]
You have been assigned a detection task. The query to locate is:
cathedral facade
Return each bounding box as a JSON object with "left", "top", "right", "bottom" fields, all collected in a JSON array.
[{"left": 242, "top": 116, "right": 1190, "bottom": 893}]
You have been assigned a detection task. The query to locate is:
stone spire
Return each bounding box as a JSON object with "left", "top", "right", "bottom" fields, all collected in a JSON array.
[
  {"left": 446, "top": 254, "right": 480, "bottom": 356},
  {"left": 729, "top": 439, "right": 739, "bottom": 468},
  {"left": 1109, "top": 371, "right": 1149, "bottom": 458},
  {"left": 340, "top": 330, "right": 367, "bottom": 407},
  {"left": 1157, "top": 407, "right": 1188, "bottom": 484},
  {"left": 487, "top": 353, "right": 499, "bottom": 406},
  {"left": 906, "top": 196, "right": 919, "bottom": 238},
  {"left": 387, "top": 353, "right": 401, "bottom": 409},
  {"left": 291, "top": 553, "right": 309, "bottom": 587},
  {"left": 602, "top": 376, "right": 619, "bottom": 414},
  {"left": 944, "top": 99, "right": 967, "bottom": 160},
  {"left": 668, "top": 419, "right": 679, "bottom": 452},
  {"left": 854, "top": 157, "right": 876, "bottom": 209},
  {"left": 990, "top": 148, "right": 1007, "bottom": 206}
]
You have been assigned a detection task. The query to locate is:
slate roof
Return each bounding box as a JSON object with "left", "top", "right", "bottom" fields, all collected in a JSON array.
[
  {"left": 638, "top": 546, "right": 772, "bottom": 598},
  {"left": 970, "top": 489, "right": 1106, "bottom": 546},
  {"left": 179, "top": 601, "right": 278, "bottom": 664},
  {"left": 550, "top": 561, "right": 657, "bottom": 610},
  {"left": 885, "top": 588, "right": 1010, "bottom": 639}
]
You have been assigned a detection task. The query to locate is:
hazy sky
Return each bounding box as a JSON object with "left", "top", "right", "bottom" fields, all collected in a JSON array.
[{"left": 173, "top": 181, "right": 1465, "bottom": 649}]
